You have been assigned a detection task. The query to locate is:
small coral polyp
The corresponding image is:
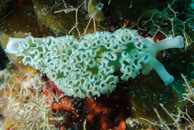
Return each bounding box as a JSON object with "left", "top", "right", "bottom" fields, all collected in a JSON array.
[{"left": 5, "top": 29, "right": 184, "bottom": 98}]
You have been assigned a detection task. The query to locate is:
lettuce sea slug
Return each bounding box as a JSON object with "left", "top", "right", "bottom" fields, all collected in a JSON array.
[{"left": 4, "top": 29, "right": 184, "bottom": 98}]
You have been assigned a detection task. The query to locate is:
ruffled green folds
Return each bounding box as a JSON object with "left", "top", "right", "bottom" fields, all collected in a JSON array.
[{"left": 5, "top": 29, "right": 184, "bottom": 98}]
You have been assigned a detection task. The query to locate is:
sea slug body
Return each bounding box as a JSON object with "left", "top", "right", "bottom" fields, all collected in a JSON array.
[{"left": 4, "top": 29, "right": 184, "bottom": 98}]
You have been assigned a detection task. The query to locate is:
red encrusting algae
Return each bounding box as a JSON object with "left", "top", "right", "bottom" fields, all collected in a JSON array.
[{"left": 43, "top": 76, "right": 131, "bottom": 130}]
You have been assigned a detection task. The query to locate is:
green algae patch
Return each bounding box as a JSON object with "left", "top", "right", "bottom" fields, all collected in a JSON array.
[
  {"left": 32, "top": 0, "right": 99, "bottom": 36},
  {"left": 128, "top": 73, "right": 181, "bottom": 125},
  {"left": 88, "top": 0, "right": 104, "bottom": 22},
  {"left": 0, "top": 3, "right": 53, "bottom": 73}
]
